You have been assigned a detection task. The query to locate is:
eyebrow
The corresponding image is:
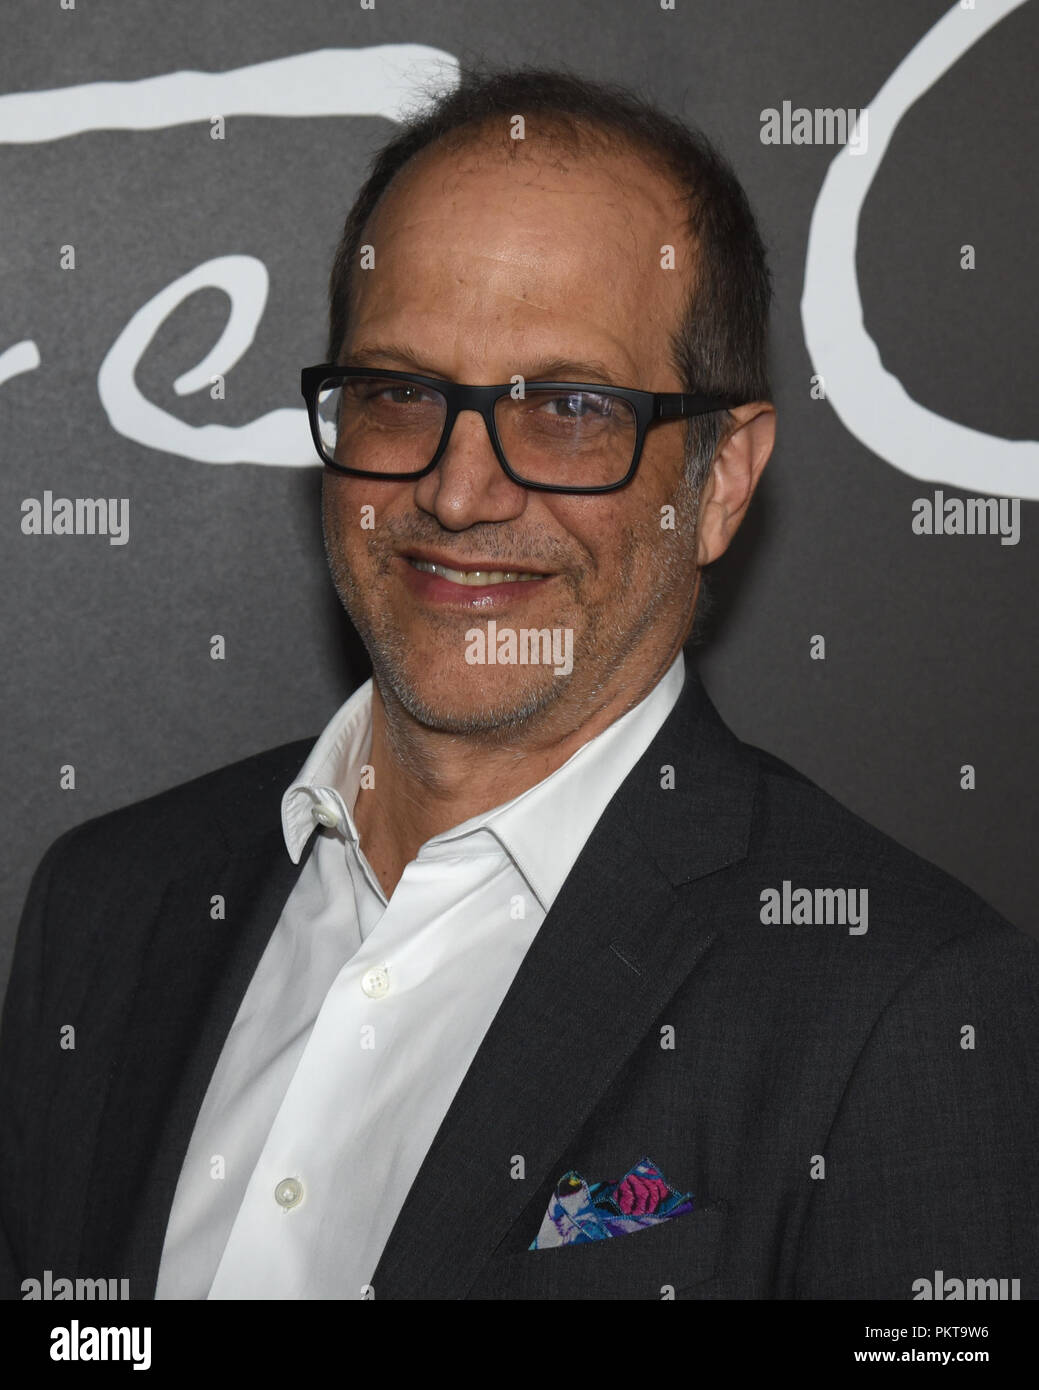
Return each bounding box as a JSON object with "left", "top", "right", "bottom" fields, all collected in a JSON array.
[{"left": 342, "top": 343, "right": 626, "bottom": 386}]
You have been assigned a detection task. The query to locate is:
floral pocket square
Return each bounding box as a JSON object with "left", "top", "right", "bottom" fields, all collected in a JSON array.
[{"left": 530, "top": 1156, "right": 697, "bottom": 1249}]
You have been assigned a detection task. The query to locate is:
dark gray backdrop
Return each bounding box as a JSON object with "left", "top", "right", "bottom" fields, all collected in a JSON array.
[{"left": 2, "top": 0, "right": 1036, "bottom": 1001}]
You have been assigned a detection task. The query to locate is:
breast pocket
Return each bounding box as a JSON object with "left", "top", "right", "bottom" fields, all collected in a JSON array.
[{"left": 467, "top": 1200, "right": 727, "bottom": 1301}]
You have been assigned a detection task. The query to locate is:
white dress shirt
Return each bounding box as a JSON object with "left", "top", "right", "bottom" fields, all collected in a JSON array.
[{"left": 155, "top": 653, "right": 685, "bottom": 1299}]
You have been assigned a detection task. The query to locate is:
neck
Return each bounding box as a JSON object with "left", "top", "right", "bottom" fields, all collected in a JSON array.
[{"left": 352, "top": 647, "right": 682, "bottom": 898}]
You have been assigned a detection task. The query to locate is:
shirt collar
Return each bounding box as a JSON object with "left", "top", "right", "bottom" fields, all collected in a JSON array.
[
  {"left": 281, "top": 680, "right": 374, "bottom": 862},
  {"left": 282, "top": 653, "right": 686, "bottom": 910}
]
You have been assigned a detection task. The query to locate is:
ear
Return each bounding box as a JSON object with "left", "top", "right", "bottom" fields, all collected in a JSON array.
[{"left": 696, "top": 402, "right": 776, "bottom": 566}]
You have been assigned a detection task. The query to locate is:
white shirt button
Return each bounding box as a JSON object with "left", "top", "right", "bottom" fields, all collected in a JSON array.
[
  {"left": 274, "top": 1177, "right": 304, "bottom": 1209},
  {"left": 312, "top": 802, "right": 340, "bottom": 829},
  {"left": 361, "top": 965, "right": 390, "bottom": 998}
]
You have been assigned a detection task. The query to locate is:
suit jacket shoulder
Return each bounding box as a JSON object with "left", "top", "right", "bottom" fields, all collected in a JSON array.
[{"left": 41, "top": 735, "right": 318, "bottom": 878}]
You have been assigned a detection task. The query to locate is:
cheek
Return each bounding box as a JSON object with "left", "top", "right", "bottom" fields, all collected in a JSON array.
[
  {"left": 322, "top": 477, "right": 387, "bottom": 559},
  {"left": 543, "top": 495, "right": 628, "bottom": 571},
  {"left": 321, "top": 474, "right": 352, "bottom": 529},
  {"left": 545, "top": 491, "right": 671, "bottom": 588}
]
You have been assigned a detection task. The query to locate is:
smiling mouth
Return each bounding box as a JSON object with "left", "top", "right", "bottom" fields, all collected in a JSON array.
[{"left": 406, "top": 558, "right": 547, "bottom": 586}]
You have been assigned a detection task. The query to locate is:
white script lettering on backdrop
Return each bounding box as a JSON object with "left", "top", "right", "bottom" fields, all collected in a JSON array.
[
  {"left": 803, "top": 0, "right": 1036, "bottom": 500},
  {"left": 0, "top": 46, "right": 459, "bottom": 465}
]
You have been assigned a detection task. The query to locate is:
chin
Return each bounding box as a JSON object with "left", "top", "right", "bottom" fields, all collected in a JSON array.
[{"left": 376, "top": 658, "right": 573, "bottom": 737}]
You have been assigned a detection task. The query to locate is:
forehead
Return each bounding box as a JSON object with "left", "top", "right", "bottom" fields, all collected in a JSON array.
[{"left": 348, "top": 128, "right": 693, "bottom": 384}]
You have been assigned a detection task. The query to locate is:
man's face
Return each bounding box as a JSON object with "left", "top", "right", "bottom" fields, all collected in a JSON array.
[{"left": 323, "top": 132, "right": 706, "bottom": 737}]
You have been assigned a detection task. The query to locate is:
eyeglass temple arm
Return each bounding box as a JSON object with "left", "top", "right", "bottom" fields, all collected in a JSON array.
[{"left": 654, "top": 392, "right": 744, "bottom": 420}]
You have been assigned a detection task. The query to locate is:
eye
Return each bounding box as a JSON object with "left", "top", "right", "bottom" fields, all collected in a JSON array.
[{"left": 372, "top": 384, "right": 435, "bottom": 405}]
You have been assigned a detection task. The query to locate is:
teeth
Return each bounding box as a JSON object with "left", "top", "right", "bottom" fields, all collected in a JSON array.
[{"left": 409, "top": 559, "right": 543, "bottom": 585}]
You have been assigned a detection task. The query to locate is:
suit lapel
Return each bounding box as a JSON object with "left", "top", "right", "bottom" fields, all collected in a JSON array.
[
  {"left": 373, "top": 669, "right": 758, "bottom": 1299},
  {"left": 79, "top": 748, "right": 319, "bottom": 1297}
]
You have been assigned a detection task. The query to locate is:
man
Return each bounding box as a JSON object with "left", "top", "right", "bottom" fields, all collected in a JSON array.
[{"left": 2, "top": 67, "right": 1037, "bottom": 1302}]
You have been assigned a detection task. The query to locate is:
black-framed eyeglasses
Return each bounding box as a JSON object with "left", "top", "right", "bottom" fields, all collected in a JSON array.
[{"left": 300, "top": 365, "right": 746, "bottom": 495}]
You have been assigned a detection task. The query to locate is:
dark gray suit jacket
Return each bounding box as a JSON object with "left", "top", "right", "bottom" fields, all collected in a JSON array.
[{"left": 2, "top": 670, "right": 1037, "bottom": 1300}]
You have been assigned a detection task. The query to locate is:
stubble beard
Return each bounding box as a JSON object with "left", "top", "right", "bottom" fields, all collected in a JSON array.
[
  {"left": 323, "top": 525, "right": 591, "bottom": 740},
  {"left": 322, "top": 476, "right": 702, "bottom": 741}
]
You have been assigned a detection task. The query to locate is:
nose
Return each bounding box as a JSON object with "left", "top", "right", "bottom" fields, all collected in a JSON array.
[{"left": 412, "top": 405, "right": 528, "bottom": 531}]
